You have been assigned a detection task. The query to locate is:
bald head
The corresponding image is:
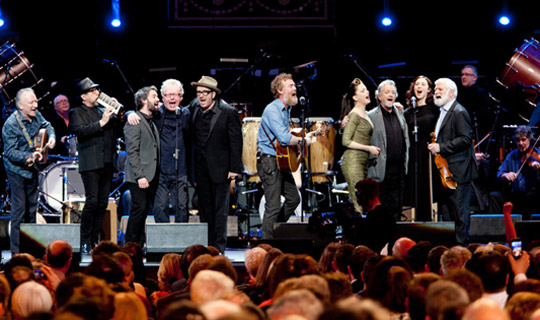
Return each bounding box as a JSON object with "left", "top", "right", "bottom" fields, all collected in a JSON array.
[
  {"left": 392, "top": 237, "right": 416, "bottom": 257},
  {"left": 46, "top": 240, "right": 72, "bottom": 270}
]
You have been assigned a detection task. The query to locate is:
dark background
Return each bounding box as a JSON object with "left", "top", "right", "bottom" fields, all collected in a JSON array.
[{"left": 1, "top": 0, "right": 539, "bottom": 122}]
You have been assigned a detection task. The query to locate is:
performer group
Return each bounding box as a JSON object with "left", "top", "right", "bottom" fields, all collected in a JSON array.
[{"left": 2, "top": 65, "right": 538, "bottom": 254}]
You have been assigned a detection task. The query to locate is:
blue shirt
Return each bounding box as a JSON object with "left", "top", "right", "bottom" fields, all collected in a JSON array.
[
  {"left": 2, "top": 110, "right": 56, "bottom": 178},
  {"left": 257, "top": 98, "right": 293, "bottom": 156},
  {"left": 497, "top": 148, "right": 540, "bottom": 193}
]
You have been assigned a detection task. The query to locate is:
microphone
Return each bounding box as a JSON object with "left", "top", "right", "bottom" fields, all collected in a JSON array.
[
  {"left": 299, "top": 96, "right": 307, "bottom": 105},
  {"left": 102, "top": 59, "right": 116, "bottom": 66},
  {"left": 411, "top": 96, "right": 417, "bottom": 108},
  {"left": 175, "top": 107, "right": 180, "bottom": 116}
]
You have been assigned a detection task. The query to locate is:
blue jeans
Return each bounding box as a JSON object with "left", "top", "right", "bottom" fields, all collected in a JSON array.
[
  {"left": 152, "top": 173, "right": 188, "bottom": 223},
  {"left": 7, "top": 170, "right": 38, "bottom": 254}
]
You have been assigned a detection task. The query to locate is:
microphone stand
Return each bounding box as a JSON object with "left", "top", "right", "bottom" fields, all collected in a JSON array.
[
  {"left": 103, "top": 60, "right": 134, "bottom": 95},
  {"left": 411, "top": 98, "right": 418, "bottom": 222},
  {"left": 222, "top": 50, "right": 270, "bottom": 95}
]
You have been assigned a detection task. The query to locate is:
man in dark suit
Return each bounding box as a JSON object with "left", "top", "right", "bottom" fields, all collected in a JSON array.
[
  {"left": 124, "top": 86, "right": 161, "bottom": 246},
  {"left": 190, "top": 76, "right": 242, "bottom": 253},
  {"left": 428, "top": 78, "right": 478, "bottom": 246},
  {"left": 69, "top": 78, "right": 119, "bottom": 253}
]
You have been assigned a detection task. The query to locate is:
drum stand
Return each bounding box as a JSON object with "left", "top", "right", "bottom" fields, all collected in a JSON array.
[
  {"left": 37, "top": 187, "right": 81, "bottom": 223},
  {"left": 234, "top": 176, "right": 260, "bottom": 241}
]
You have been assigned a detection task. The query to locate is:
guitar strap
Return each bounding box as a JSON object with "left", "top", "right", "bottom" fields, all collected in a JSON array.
[
  {"left": 14, "top": 111, "right": 35, "bottom": 150},
  {"left": 260, "top": 123, "right": 284, "bottom": 156}
]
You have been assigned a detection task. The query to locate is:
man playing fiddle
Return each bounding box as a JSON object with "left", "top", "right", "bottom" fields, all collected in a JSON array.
[{"left": 488, "top": 125, "right": 540, "bottom": 219}]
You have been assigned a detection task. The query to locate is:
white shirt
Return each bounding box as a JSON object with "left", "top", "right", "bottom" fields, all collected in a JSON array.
[{"left": 434, "top": 99, "right": 456, "bottom": 139}]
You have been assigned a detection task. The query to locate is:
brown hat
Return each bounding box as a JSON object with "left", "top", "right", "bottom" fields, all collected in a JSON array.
[
  {"left": 191, "top": 76, "right": 221, "bottom": 94},
  {"left": 78, "top": 77, "right": 100, "bottom": 94}
]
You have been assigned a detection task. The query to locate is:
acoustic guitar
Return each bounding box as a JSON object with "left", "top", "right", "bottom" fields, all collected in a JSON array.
[
  {"left": 26, "top": 128, "right": 50, "bottom": 167},
  {"left": 275, "top": 124, "right": 321, "bottom": 173}
]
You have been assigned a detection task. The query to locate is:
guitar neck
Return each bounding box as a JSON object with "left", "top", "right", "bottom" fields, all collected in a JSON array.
[{"left": 97, "top": 92, "right": 123, "bottom": 114}]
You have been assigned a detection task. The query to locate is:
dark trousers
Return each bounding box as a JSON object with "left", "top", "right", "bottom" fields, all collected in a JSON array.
[
  {"left": 153, "top": 173, "right": 188, "bottom": 223},
  {"left": 439, "top": 182, "right": 472, "bottom": 246},
  {"left": 80, "top": 164, "right": 114, "bottom": 247},
  {"left": 195, "top": 163, "right": 229, "bottom": 254},
  {"left": 258, "top": 156, "right": 301, "bottom": 239},
  {"left": 126, "top": 179, "right": 158, "bottom": 246},
  {"left": 488, "top": 189, "right": 540, "bottom": 220},
  {"left": 7, "top": 170, "right": 38, "bottom": 254},
  {"left": 379, "top": 165, "right": 405, "bottom": 221}
]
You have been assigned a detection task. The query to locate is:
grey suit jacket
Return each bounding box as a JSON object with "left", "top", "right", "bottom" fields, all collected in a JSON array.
[
  {"left": 124, "top": 111, "right": 160, "bottom": 183},
  {"left": 436, "top": 101, "right": 478, "bottom": 184},
  {"left": 367, "top": 105, "right": 409, "bottom": 182}
]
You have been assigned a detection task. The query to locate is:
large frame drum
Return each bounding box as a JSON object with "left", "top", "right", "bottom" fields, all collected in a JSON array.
[
  {"left": 242, "top": 117, "right": 262, "bottom": 183},
  {"left": 305, "top": 117, "right": 336, "bottom": 183}
]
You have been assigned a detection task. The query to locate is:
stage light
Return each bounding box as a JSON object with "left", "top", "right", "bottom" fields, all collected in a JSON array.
[
  {"left": 111, "top": 18, "right": 121, "bottom": 28},
  {"left": 0, "top": 19, "right": 4, "bottom": 28},
  {"left": 110, "top": 0, "right": 121, "bottom": 28},
  {"left": 499, "top": 15, "right": 510, "bottom": 26},
  {"left": 381, "top": 17, "right": 392, "bottom": 27}
]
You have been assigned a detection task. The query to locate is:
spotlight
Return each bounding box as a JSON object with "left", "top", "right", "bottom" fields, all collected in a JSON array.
[
  {"left": 0, "top": 18, "right": 4, "bottom": 28},
  {"left": 111, "top": 18, "right": 121, "bottom": 28},
  {"left": 381, "top": 17, "right": 392, "bottom": 27},
  {"left": 498, "top": 15, "right": 510, "bottom": 26}
]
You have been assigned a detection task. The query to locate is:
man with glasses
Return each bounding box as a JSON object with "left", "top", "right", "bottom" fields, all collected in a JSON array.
[
  {"left": 128, "top": 79, "right": 190, "bottom": 224},
  {"left": 190, "top": 76, "right": 242, "bottom": 253},
  {"left": 70, "top": 77, "right": 119, "bottom": 253}
]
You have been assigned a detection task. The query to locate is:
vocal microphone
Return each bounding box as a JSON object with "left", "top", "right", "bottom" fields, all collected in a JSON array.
[
  {"left": 411, "top": 96, "right": 417, "bottom": 108},
  {"left": 102, "top": 59, "right": 116, "bottom": 66},
  {"left": 175, "top": 107, "right": 181, "bottom": 116},
  {"left": 299, "top": 96, "right": 307, "bottom": 105}
]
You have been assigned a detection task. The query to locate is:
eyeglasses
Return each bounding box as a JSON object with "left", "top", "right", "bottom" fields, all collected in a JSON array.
[
  {"left": 196, "top": 90, "right": 212, "bottom": 96},
  {"left": 163, "top": 93, "right": 181, "bottom": 98},
  {"left": 461, "top": 73, "right": 476, "bottom": 77}
]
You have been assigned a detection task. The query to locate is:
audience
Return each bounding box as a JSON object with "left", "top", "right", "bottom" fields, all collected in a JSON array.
[{"left": 1, "top": 230, "right": 540, "bottom": 320}]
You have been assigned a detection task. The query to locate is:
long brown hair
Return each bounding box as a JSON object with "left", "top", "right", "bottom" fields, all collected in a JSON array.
[{"left": 340, "top": 78, "right": 363, "bottom": 120}]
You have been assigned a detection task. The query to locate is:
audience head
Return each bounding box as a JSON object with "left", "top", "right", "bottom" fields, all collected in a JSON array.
[
  {"left": 392, "top": 237, "right": 416, "bottom": 258},
  {"left": 332, "top": 243, "right": 355, "bottom": 274},
  {"left": 157, "top": 253, "right": 183, "bottom": 292},
  {"left": 180, "top": 244, "right": 211, "bottom": 281},
  {"left": 111, "top": 291, "right": 147, "bottom": 320},
  {"left": 91, "top": 240, "right": 121, "bottom": 258},
  {"left": 466, "top": 250, "right": 509, "bottom": 293},
  {"left": 245, "top": 247, "right": 267, "bottom": 279},
  {"left": 268, "top": 289, "right": 324, "bottom": 320},
  {"left": 85, "top": 254, "right": 125, "bottom": 284},
  {"left": 11, "top": 280, "right": 53, "bottom": 319},
  {"left": 322, "top": 272, "right": 353, "bottom": 304},
  {"left": 425, "top": 279, "right": 470, "bottom": 320},
  {"left": 505, "top": 291, "right": 540, "bottom": 320},
  {"left": 45, "top": 240, "right": 73, "bottom": 271},
  {"left": 426, "top": 245, "right": 448, "bottom": 274},
  {"left": 406, "top": 273, "right": 441, "bottom": 320},
  {"left": 267, "top": 253, "right": 320, "bottom": 298},
  {"left": 405, "top": 241, "right": 432, "bottom": 273},
  {"left": 254, "top": 248, "right": 283, "bottom": 288},
  {"left": 462, "top": 298, "right": 510, "bottom": 320},
  {"left": 160, "top": 300, "right": 206, "bottom": 320},
  {"left": 441, "top": 245, "right": 472, "bottom": 275},
  {"left": 191, "top": 270, "right": 235, "bottom": 305},
  {"left": 444, "top": 268, "right": 484, "bottom": 302},
  {"left": 318, "top": 242, "right": 340, "bottom": 273},
  {"left": 348, "top": 245, "right": 377, "bottom": 283}
]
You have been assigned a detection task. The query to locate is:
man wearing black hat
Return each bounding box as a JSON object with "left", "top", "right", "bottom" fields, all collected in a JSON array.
[
  {"left": 190, "top": 76, "right": 242, "bottom": 253},
  {"left": 69, "top": 77, "right": 119, "bottom": 253}
]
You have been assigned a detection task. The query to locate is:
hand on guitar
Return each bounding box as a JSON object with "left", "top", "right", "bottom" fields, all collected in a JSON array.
[{"left": 305, "top": 131, "right": 317, "bottom": 146}]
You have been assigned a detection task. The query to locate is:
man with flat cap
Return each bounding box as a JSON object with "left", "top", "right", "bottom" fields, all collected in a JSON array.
[
  {"left": 69, "top": 77, "right": 120, "bottom": 253},
  {"left": 190, "top": 76, "right": 242, "bottom": 253}
]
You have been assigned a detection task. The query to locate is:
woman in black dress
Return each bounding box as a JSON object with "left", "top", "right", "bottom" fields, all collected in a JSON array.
[{"left": 404, "top": 76, "right": 439, "bottom": 221}]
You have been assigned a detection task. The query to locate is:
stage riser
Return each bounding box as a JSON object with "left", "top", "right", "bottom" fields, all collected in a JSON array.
[{"left": 469, "top": 214, "right": 522, "bottom": 243}]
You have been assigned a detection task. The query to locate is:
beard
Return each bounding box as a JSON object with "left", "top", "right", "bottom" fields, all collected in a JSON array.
[
  {"left": 284, "top": 92, "right": 298, "bottom": 106},
  {"left": 434, "top": 91, "right": 450, "bottom": 107}
]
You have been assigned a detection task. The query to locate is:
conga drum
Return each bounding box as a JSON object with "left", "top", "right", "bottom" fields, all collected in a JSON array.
[
  {"left": 305, "top": 117, "right": 336, "bottom": 183},
  {"left": 242, "top": 117, "right": 261, "bottom": 183}
]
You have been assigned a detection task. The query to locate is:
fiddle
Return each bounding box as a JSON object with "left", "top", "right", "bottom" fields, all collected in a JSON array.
[{"left": 430, "top": 132, "right": 457, "bottom": 190}]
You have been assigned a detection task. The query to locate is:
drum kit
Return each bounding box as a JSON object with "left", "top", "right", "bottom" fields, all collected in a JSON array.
[{"left": 237, "top": 115, "right": 338, "bottom": 218}]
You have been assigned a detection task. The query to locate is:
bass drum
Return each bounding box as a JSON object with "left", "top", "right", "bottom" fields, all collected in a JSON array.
[
  {"left": 0, "top": 42, "right": 46, "bottom": 109},
  {"left": 39, "top": 161, "right": 85, "bottom": 213},
  {"left": 497, "top": 38, "right": 540, "bottom": 121}
]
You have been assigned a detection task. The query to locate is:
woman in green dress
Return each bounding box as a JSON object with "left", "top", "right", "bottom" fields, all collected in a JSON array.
[{"left": 340, "top": 78, "right": 380, "bottom": 213}]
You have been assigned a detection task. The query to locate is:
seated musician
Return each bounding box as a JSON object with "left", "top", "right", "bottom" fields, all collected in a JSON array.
[
  {"left": 488, "top": 125, "right": 540, "bottom": 219},
  {"left": 256, "top": 73, "right": 317, "bottom": 239}
]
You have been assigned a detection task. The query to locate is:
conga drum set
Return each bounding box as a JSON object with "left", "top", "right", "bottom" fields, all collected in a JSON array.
[{"left": 239, "top": 115, "right": 337, "bottom": 218}]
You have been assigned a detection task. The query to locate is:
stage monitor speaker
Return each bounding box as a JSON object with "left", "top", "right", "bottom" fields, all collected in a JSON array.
[
  {"left": 20, "top": 223, "right": 81, "bottom": 262},
  {"left": 469, "top": 214, "right": 522, "bottom": 243},
  {"left": 396, "top": 222, "right": 455, "bottom": 247},
  {"left": 515, "top": 221, "right": 540, "bottom": 248},
  {"left": 146, "top": 223, "right": 207, "bottom": 262}
]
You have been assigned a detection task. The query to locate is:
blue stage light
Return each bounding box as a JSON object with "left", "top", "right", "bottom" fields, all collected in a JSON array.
[
  {"left": 111, "top": 18, "right": 121, "bottom": 28},
  {"left": 0, "top": 19, "right": 4, "bottom": 28},
  {"left": 499, "top": 15, "right": 510, "bottom": 26},
  {"left": 110, "top": 0, "right": 121, "bottom": 28},
  {"left": 381, "top": 17, "right": 392, "bottom": 27}
]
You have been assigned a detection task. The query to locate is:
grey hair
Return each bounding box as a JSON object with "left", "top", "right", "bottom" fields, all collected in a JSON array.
[
  {"left": 375, "top": 79, "right": 399, "bottom": 98},
  {"left": 435, "top": 78, "right": 459, "bottom": 97},
  {"left": 161, "top": 78, "right": 184, "bottom": 96},
  {"left": 15, "top": 88, "right": 35, "bottom": 108},
  {"left": 134, "top": 86, "right": 158, "bottom": 110}
]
